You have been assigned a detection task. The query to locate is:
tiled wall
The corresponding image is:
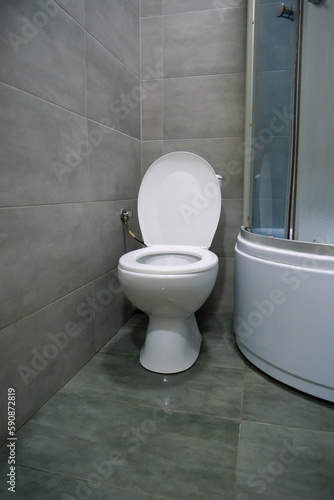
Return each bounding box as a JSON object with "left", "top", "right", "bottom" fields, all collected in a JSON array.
[
  {"left": 140, "top": 0, "right": 247, "bottom": 312},
  {"left": 0, "top": 0, "right": 141, "bottom": 444},
  {"left": 0, "top": 0, "right": 247, "bottom": 444}
]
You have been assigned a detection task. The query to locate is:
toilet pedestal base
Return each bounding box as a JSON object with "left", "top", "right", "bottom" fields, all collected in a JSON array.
[{"left": 139, "top": 313, "right": 202, "bottom": 374}]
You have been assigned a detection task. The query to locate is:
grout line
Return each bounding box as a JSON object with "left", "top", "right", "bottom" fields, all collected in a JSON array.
[
  {"left": 142, "top": 135, "right": 246, "bottom": 142},
  {"left": 0, "top": 198, "right": 138, "bottom": 210},
  {"left": 234, "top": 362, "right": 246, "bottom": 496},
  {"left": 0, "top": 80, "right": 140, "bottom": 143},
  {"left": 126, "top": 0, "right": 140, "bottom": 18},
  {"left": 161, "top": 11, "right": 165, "bottom": 153},
  {"left": 7, "top": 462, "right": 173, "bottom": 499},
  {"left": 53, "top": 0, "right": 85, "bottom": 29},
  {"left": 239, "top": 418, "right": 334, "bottom": 434},
  {"left": 162, "top": 70, "right": 246, "bottom": 80},
  {"left": 143, "top": 4, "right": 246, "bottom": 19},
  {"left": 84, "top": 28, "right": 140, "bottom": 82},
  {"left": 0, "top": 267, "right": 124, "bottom": 334},
  {"left": 60, "top": 390, "right": 243, "bottom": 423}
]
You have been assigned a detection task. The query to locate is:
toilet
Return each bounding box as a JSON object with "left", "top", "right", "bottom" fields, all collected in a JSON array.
[{"left": 118, "top": 151, "right": 221, "bottom": 374}]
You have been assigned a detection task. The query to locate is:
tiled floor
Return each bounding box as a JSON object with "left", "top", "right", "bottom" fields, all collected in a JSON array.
[{"left": 1, "top": 312, "right": 334, "bottom": 499}]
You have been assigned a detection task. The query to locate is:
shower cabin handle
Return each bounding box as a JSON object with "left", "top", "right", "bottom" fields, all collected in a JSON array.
[{"left": 276, "top": 3, "right": 294, "bottom": 21}]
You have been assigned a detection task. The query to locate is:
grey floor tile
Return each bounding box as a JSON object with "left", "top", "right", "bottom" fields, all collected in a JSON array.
[
  {"left": 196, "top": 312, "right": 234, "bottom": 335},
  {"left": 0, "top": 283, "right": 95, "bottom": 446},
  {"left": 236, "top": 421, "right": 334, "bottom": 500},
  {"left": 199, "top": 330, "right": 245, "bottom": 370},
  {"left": 102, "top": 312, "right": 244, "bottom": 370},
  {"left": 2, "top": 393, "right": 239, "bottom": 500},
  {"left": 0, "top": 463, "right": 156, "bottom": 500},
  {"left": 61, "top": 352, "right": 244, "bottom": 420},
  {"left": 197, "top": 313, "right": 245, "bottom": 369},
  {"left": 242, "top": 363, "right": 334, "bottom": 432},
  {"left": 126, "top": 312, "right": 149, "bottom": 328},
  {"left": 101, "top": 324, "right": 147, "bottom": 356}
]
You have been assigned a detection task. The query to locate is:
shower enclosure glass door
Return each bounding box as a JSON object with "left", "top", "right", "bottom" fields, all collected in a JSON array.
[
  {"left": 294, "top": 1, "right": 334, "bottom": 244},
  {"left": 244, "top": 0, "right": 299, "bottom": 238}
]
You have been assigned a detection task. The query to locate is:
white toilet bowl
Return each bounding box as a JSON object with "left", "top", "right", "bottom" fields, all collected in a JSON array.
[{"left": 118, "top": 152, "right": 221, "bottom": 374}]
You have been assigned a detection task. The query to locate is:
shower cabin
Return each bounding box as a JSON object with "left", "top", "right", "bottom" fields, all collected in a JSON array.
[{"left": 234, "top": 0, "right": 334, "bottom": 401}]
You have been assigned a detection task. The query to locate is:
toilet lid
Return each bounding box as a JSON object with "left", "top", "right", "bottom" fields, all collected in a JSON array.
[{"left": 138, "top": 152, "right": 221, "bottom": 248}]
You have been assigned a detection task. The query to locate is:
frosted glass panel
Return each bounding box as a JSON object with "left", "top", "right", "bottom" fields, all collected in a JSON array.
[
  {"left": 294, "top": 1, "right": 334, "bottom": 244},
  {"left": 250, "top": 0, "right": 297, "bottom": 238}
]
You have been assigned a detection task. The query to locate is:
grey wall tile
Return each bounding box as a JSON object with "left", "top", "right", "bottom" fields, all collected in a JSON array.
[
  {"left": 211, "top": 199, "right": 243, "bottom": 258},
  {"left": 163, "top": 0, "right": 247, "bottom": 15},
  {"left": 84, "top": 0, "right": 140, "bottom": 76},
  {"left": 0, "top": 0, "right": 144, "bottom": 439},
  {"left": 0, "top": 83, "right": 90, "bottom": 207},
  {"left": 141, "top": 0, "right": 163, "bottom": 17},
  {"left": 200, "top": 257, "right": 235, "bottom": 313},
  {"left": 141, "top": 80, "right": 163, "bottom": 140},
  {"left": 128, "top": 0, "right": 140, "bottom": 15},
  {"left": 88, "top": 121, "right": 141, "bottom": 201},
  {"left": 0, "top": 283, "right": 95, "bottom": 445},
  {"left": 0, "top": 1, "right": 86, "bottom": 115},
  {"left": 164, "top": 137, "right": 244, "bottom": 199},
  {"left": 93, "top": 270, "right": 134, "bottom": 351},
  {"left": 0, "top": 204, "right": 91, "bottom": 329},
  {"left": 141, "top": 16, "right": 163, "bottom": 79},
  {"left": 164, "top": 8, "right": 246, "bottom": 78},
  {"left": 85, "top": 33, "right": 140, "bottom": 139},
  {"left": 55, "top": 0, "right": 85, "bottom": 26},
  {"left": 141, "top": 141, "right": 164, "bottom": 176},
  {"left": 164, "top": 73, "right": 245, "bottom": 139},
  {"left": 90, "top": 200, "right": 141, "bottom": 280}
]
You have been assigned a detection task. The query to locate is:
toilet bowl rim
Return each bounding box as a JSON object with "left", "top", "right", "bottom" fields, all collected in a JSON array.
[{"left": 118, "top": 245, "right": 218, "bottom": 275}]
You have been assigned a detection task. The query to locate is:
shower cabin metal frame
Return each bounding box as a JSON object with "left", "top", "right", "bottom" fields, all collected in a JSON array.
[{"left": 243, "top": 0, "right": 303, "bottom": 239}]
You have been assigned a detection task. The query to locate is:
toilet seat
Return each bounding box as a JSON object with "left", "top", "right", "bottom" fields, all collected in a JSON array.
[
  {"left": 118, "top": 245, "right": 218, "bottom": 275},
  {"left": 138, "top": 152, "right": 221, "bottom": 248}
]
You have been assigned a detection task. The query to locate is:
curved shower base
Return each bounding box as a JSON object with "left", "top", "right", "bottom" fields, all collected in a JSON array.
[{"left": 234, "top": 227, "right": 334, "bottom": 402}]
